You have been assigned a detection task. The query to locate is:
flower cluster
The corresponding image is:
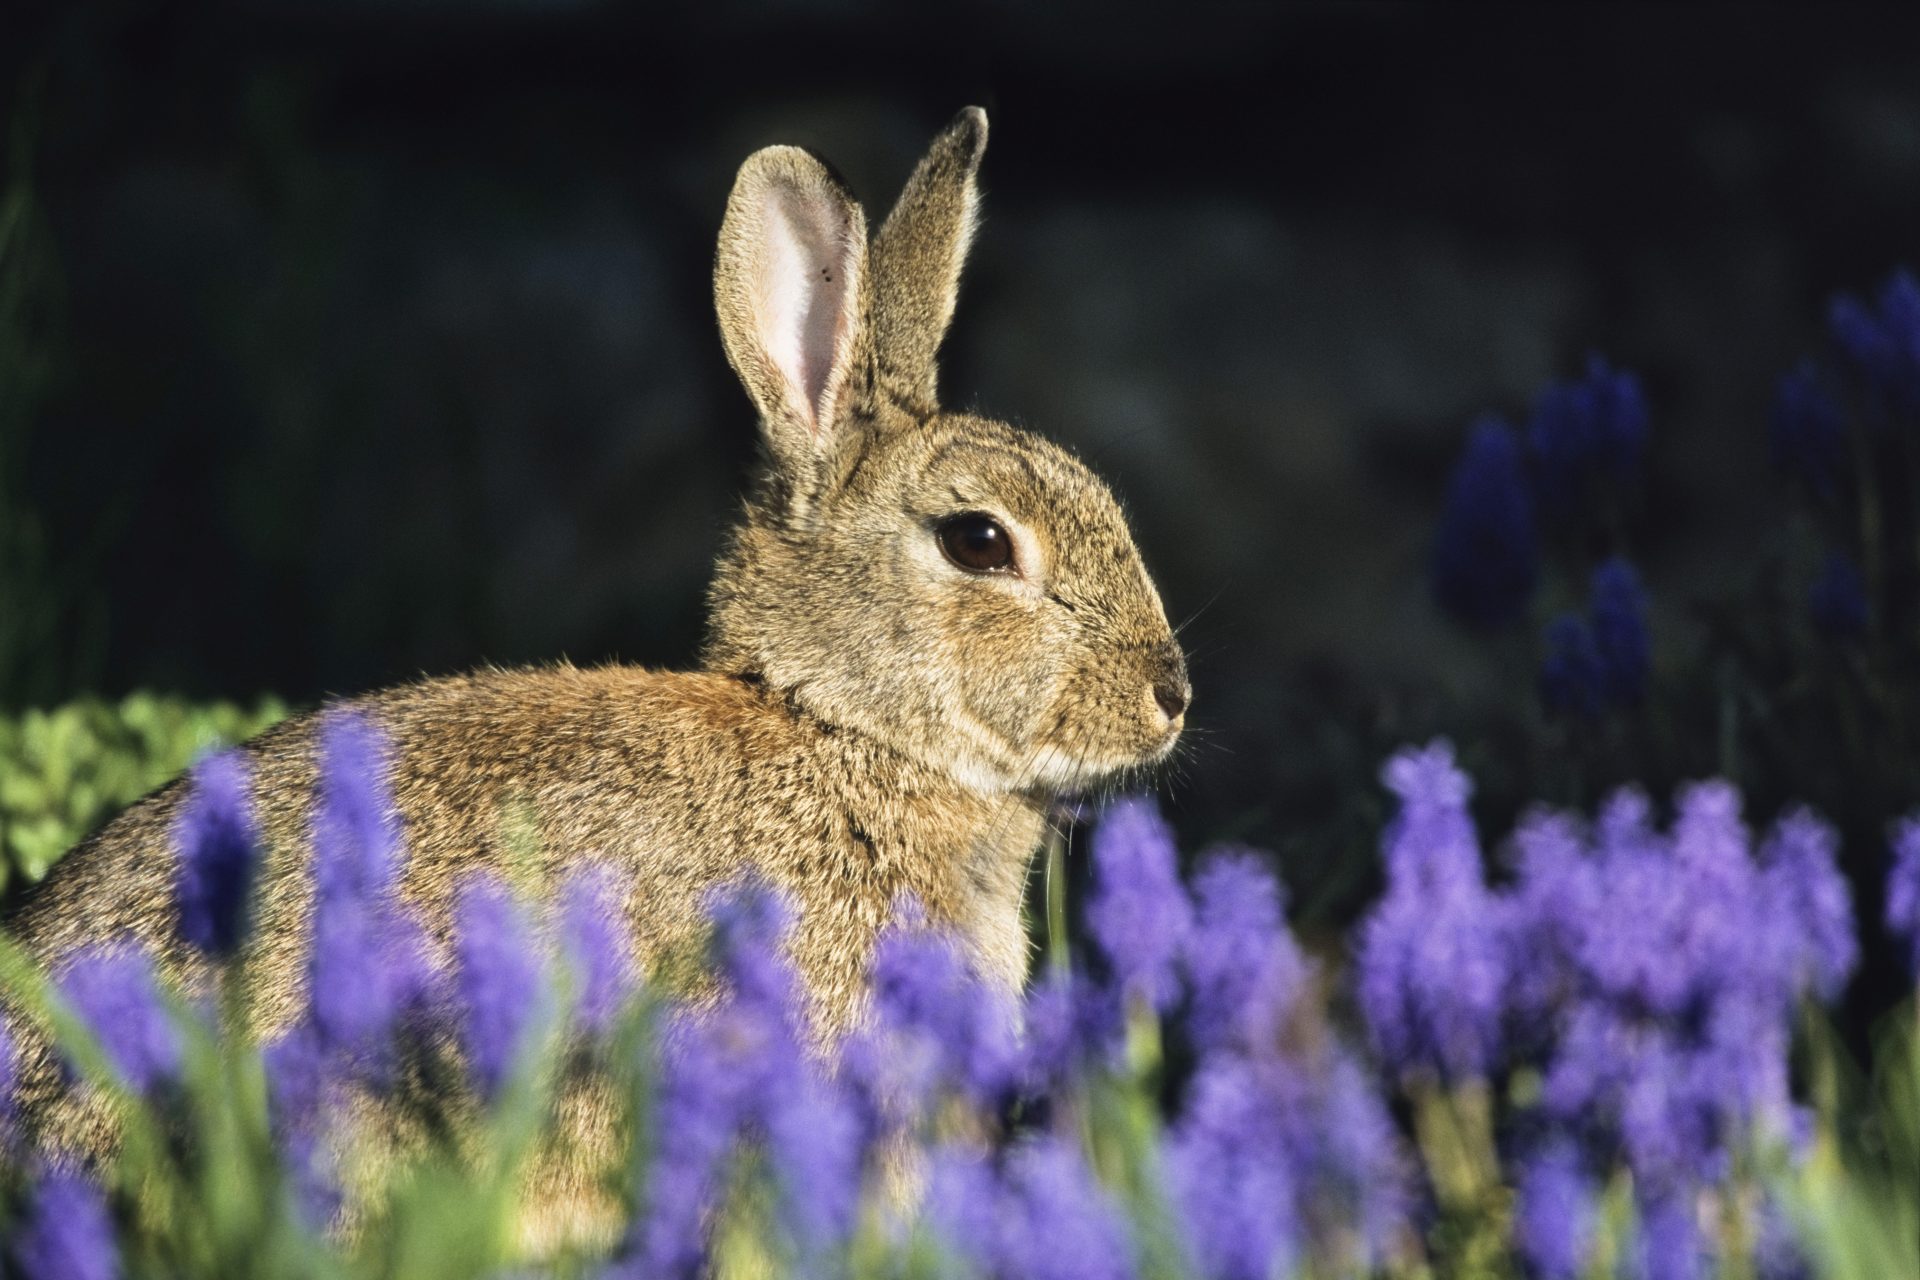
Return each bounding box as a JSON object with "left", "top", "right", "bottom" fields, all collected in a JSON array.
[
  {"left": 1430, "top": 357, "right": 1655, "bottom": 717},
  {"left": 1356, "top": 739, "right": 1861, "bottom": 1279},
  {"left": 1769, "top": 267, "right": 1920, "bottom": 639},
  {"left": 3, "top": 721, "right": 1911, "bottom": 1279},
  {"left": 0, "top": 715, "right": 1408, "bottom": 1280}
]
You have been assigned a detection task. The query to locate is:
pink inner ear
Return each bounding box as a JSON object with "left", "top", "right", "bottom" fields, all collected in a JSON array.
[{"left": 753, "top": 184, "right": 854, "bottom": 435}]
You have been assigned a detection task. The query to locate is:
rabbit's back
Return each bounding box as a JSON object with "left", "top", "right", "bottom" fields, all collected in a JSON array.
[{"left": 10, "top": 663, "right": 1041, "bottom": 1041}]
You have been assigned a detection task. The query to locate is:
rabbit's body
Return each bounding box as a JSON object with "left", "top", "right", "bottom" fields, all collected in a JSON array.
[
  {"left": 4, "top": 108, "right": 1187, "bottom": 1244},
  {"left": 12, "top": 664, "right": 1042, "bottom": 1039}
]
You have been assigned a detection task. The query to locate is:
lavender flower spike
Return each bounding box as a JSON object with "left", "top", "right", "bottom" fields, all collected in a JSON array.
[
  {"left": 57, "top": 946, "right": 181, "bottom": 1095},
  {"left": 558, "top": 864, "right": 636, "bottom": 1036},
  {"left": 9, "top": 1169, "right": 122, "bottom": 1280},
  {"left": 307, "top": 712, "right": 428, "bottom": 1060},
  {"left": 1087, "top": 796, "right": 1193, "bottom": 1014},
  {"left": 1514, "top": 1145, "right": 1595, "bottom": 1280},
  {"left": 1888, "top": 815, "right": 1920, "bottom": 980},
  {"left": 454, "top": 874, "right": 549, "bottom": 1102},
  {"left": 174, "top": 748, "right": 260, "bottom": 957},
  {"left": 1358, "top": 740, "right": 1507, "bottom": 1080},
  {"left": 1432, "top": 415, "right": 1538, "bottom": 628}
]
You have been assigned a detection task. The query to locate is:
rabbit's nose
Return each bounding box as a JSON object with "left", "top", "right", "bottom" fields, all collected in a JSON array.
[{"left": 1150, "top": 645, "right": 1190, "bottom": 721}]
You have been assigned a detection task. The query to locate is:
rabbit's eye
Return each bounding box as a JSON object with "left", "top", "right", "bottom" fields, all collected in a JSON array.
[{"left": 937, "top": 512, "right": 1016, "bottom": 574}]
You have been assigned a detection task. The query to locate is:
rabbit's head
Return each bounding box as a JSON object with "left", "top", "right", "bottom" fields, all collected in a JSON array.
[{"left": 704, "top": 109, "right": 1187, "bottom": 796}]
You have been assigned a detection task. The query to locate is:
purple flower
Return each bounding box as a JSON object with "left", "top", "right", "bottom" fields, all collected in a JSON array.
[
  {"left": 924, "top": 1147, "right": 1008, "bottom": 1272},
  {"left": 0, "top": 1019, "right": 15, "bottom": 1142},
  {"left": 1086, "top": 797, "right": 1192, "bottom": 1014},
  {"left": 1590, "top": 557, "right": 1651, "bottom": 705},
  {"left": 1831, "top": 269, "right": 1920, "bottom": 416},
  {"left": 1357, "top": 741, "right": 1507, "bottom": 1080},
  {"left": 558, "top": 864, "right": 636, "bottom": 1036},
  {"left": 1433, "top": 416, "right": 1539, "bottom": 628},
  {"left": 454, "top": 875, "right": 548, "bottom": 1102},
  {"left": 57, "top": 946, "right": 180, "bottom": 1095},
  {"left": 1183, "top": 853, "right": 1307, "bottom": 1056},
  {"left": 312, "top": 712, "right": 403, "bottom": 906},
  {"left": 1527, "top": 354, "right": 1650, "bottom": 517},
  {"left": 861, "top": 911, "right": 1018, "bottom": 1109},
  {"left": 307, "top": 713, "right": 428, "bottom": 1065},
  {"left": 1810, "top": 551, "right": 1868, "bottom": 640},
  {"left": 1514, "top": 1144, "right": 1596, "bottom": 1280},
  {"left": 1540, "top": 612, "right": 1605, "bottom": 718},
  {"left": 633, "top": 883, "right": 806, "bottom": 1278},
  {"left": 173, "top": 749, "right": 260, "bottom": 957},
  {"left": 9, "top": 1170, "right": 121, "bottom": 1280},
  {"left": 1888, "top": 815, "right": 1920, "bottom": 980},
  {"left": 1001, "top": 1137, "right": 1137, "bottom": 1280},
  {"left": 1504, "top": 808, "right": 1598, "bottom": 1029},
  {"left": 1759, "top": 809, "right": 1857, "bottom": 1001},
  {"left": 262, "top": 1022, "right": 342, "bottom": 1227},
  {"left": 764, "top": 1072, "right": 864, "bottom": 1260},
  {"left": 1637, "top": 1192, "right": 1706, "bottom": 1280},
  {"left": 1769, "top": 363, "right": 1846, "bottom": 497},
  {"left": 1018, "top": 970, "right": 1121, "bottom": 1089},
  {"left": 1167, "top": 1058, "right": 1302, "bottom": 1280}
]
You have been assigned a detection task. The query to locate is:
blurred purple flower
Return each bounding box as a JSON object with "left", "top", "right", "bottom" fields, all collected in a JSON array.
[
  {"left": 924, "top": 1147, "right": 1007, "bottom": 1274},
  {"left": 307, "top": 713, "right": 430, "bottom": 1065},
  {"left": 1540, "top": 612, "right": 1605, "bottom": 718},
  {"left": 1002, "top": 1137, "right": 1137, "bottom": 1280},
  {"left": 1514, "top": 1144, "right": 1595, "bottom": 1280},
  {"left": 863, "top": 911, "right": 1018, "bottom": 1109},
  {"left": 0, "top": 1020, "right": 15, "bottom": 1141},
  {"left": 1637, "top": 1192, "right": 1706, "bottom": 1280},
  {"left": 1357, "top": 741, "right": 1507, "bottom": 1080},
  {"left": 1809, "top": 551, "right": 1868, "bottom": 640},
  {"left": 1759, "top": 809, "right": 1857, "bottom": 1001},
  {"left": 57, "top": 946, "right": 180, "bottom": 1095},
  {"left": 1830, "top": 269, "right": 1920, "bottom": 416},
  {"left": 765, "top": 1072, "right": 864, "bottom": 1261},
  {"left": 9, "top": 1169, "right": 120, "bottom": 1280},
  {"left": 558, "top": 864, "right": 636, "bottom": 1036},
  {"left": 1527, "top": 354, "right": 1649, "bottom": 516},
  {"left": 1087, "top": 797, "right": 1192, "bottom": 1014},
  {"left": 633, "top": 882, "right": 806, "bottom": 1278},
  {"left": 173, "top": 749, "right": 259, "bottom": 957},
  {"left": 1769, "top": 363, "right": 1846, "bottom": 497},
  {"left": 1019, "top": 969, "right": 1121, "bottom": 1089},
  {"left": 1168, "top": 1058, "right": 1301, "bottom": 1280},
  {"left": 1590, "top": 557, "right": 1651, "bottom": 705},
  {"left": 454, "top": 874, "right": 548, "bottom": 1102},
  {"left": 1888, "top": 815, "right": 1920, "bottom": 980},
  {"left": 1183, "top": 852, "right": 1308, "bottom": 1056},
  {"left": 1504, "top": 808, "right": 1597, "bottom": 1030},
  {"left": 1433, "top": 416, "right": 1539, "bottom": 628}
]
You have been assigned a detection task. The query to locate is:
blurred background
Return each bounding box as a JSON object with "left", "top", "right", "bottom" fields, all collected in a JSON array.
[{"left": 4, "top": 2, "right": 1920, "bottom": 960}]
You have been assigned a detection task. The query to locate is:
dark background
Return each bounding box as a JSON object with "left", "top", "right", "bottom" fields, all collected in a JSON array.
[{"left": 5, "top": 3, "right": 1920, "bottom": 928}]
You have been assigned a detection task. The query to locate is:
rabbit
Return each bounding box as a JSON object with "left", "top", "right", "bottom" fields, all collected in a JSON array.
[{"left": 2, "top": 107, "right": 1189, "bottom": 1244}]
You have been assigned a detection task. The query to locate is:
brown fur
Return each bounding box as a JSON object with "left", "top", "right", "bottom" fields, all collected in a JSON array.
[{"left": 3, "top": 108, "right": 1187, "bottom": 1246}]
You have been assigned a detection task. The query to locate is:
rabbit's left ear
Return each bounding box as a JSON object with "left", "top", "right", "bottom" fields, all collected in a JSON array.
[
  {"left": 870, "top": 107, "right": 988, "bottom": 414},
  {"left": 714, "top": 145, "right": 872, "bottom": 475}
]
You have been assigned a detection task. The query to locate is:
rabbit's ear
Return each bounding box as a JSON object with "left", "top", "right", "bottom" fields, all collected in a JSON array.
[
  {"left": 870, "top": 107, "right": 988, "bottom": 414},
  {"left": 715, "top": 145, "right": 872, "bottom": 472}
]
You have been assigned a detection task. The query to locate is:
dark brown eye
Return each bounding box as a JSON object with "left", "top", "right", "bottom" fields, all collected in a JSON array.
[{"left": 937, "top": 512, "right": 1015, "bottom": 574}]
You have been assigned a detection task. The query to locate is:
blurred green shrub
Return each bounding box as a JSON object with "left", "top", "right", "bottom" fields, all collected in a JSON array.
[{"left": 0, "top": 694, "right": 286, "bottom": 892}]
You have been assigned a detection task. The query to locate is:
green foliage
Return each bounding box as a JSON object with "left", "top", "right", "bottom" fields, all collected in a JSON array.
[{"left": 0, "top": 693, "right": 287, "bottom": 892}]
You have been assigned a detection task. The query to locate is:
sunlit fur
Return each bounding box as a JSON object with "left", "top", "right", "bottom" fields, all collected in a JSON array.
[{"left": 2, "top": 108, "right": 1185, "bottom": 1252}]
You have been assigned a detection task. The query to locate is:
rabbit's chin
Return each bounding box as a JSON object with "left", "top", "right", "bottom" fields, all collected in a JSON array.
[{"left": 990, "top": 730, "right": 1181, "bottom": 799}]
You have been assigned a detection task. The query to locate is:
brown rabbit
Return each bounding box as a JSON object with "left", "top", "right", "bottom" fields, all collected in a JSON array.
[{"left": 4, "top": 107, "right": 1187, "bottom": 1238}]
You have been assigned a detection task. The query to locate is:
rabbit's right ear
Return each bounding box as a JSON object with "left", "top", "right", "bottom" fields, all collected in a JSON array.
[{"left": 714, "top": 145, "right": 872, "bottom": 494}]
